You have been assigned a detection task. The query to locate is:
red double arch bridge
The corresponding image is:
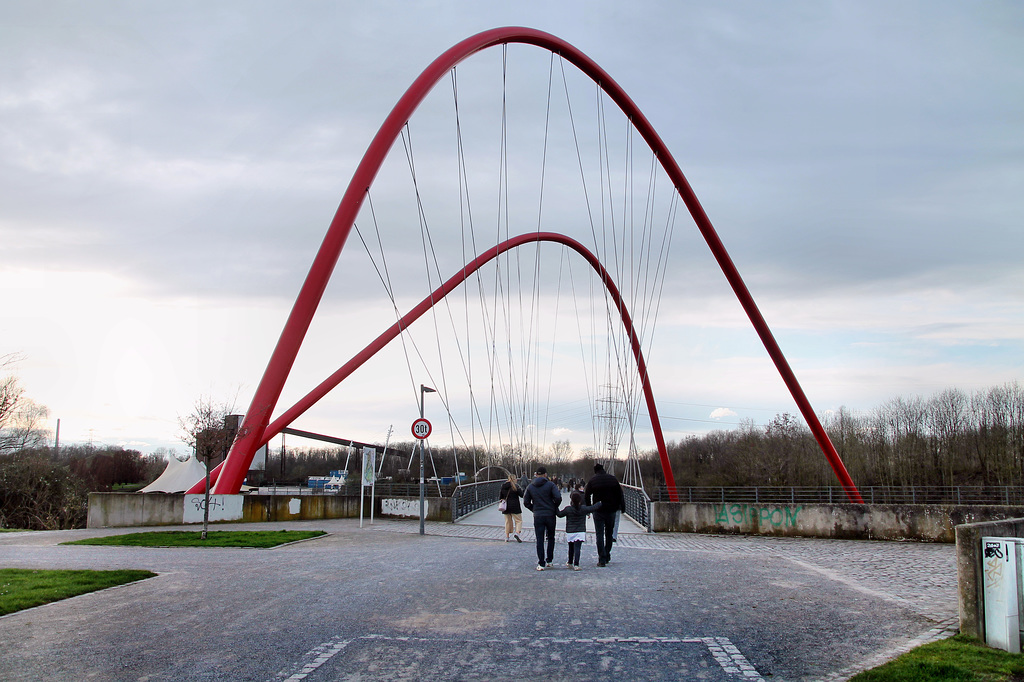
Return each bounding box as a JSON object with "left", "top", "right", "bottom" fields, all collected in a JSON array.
[{"left": 188, "top": 27, "right": 864, "bottom": 505}]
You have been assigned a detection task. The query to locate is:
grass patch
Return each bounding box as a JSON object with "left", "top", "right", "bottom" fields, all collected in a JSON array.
[
  {"left": 0, "top": 529, "right": 28, "bottom": 532},
  {"left": 62, "top": 529, "right": 326, "bottom": 548},
  {"left": 0, "top": 568, "right": 156, "bottom": 617},
  {"left": 850, "top": 634, "right": 1024, "bottom": 682}
]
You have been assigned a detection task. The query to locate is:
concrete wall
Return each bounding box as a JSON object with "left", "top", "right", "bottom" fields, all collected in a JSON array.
[
  {"left": 652, "top": 501, "right": 1024, "bottom": 543},
  {"left": 241, "top": 495, "right": 362, "bottom": 523},
  {"left": 87, "top": 492, "right": 183, "bottom": 528},
  {"left": 88, "top": 493, "right": 453, "bottom": 527},
  {"left": 955, "top": 517, "right": 1024, "bottom": 640}
]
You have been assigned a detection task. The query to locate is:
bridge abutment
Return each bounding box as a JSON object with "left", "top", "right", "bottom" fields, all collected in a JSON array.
[{"left": 653, "top": 501, "right": 1024, "bottom": 543}]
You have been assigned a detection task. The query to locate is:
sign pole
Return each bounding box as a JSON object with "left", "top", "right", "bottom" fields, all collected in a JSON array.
[
  {"left": 360, "top": 446, "right": 375, "bottom": 529},
  {"left": 419, "top": 388, "right": 426, "bottom": 536},
  {"left": 372, "top": 426, "right": 391, "bottom": 526},
  {"left": 416, "top": 385, "right": 435, "bottom": 536}
]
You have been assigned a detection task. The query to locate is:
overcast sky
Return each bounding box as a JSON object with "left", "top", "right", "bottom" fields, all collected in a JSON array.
[{"left": 2, "top": 1, "right": 1022, "bottom": 463}]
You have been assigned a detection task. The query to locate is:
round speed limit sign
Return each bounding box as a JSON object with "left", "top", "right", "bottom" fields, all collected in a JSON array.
[{"left": 411, "top": 418, "right": 432, "bottom": 440}]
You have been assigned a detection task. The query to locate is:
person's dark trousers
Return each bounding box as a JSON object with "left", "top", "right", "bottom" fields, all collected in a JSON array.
[
  {"left": 593, "top": 511, "right": 616, "bottom": 564},
  {"left": 568, "top": 541, "right": 583, "bottom": 565},
  {"left": 534, "top": 515, "right": 556, "bottom": 566}
]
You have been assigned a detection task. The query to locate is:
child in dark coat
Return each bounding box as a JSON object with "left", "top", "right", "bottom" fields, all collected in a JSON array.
[{"left": 555, "top": 491, "right": 601, "bottom": 570}]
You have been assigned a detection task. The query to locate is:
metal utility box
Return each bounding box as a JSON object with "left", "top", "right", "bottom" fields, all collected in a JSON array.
[{"left": 981, "top": 537, "right": 1024, "bottom": 652}]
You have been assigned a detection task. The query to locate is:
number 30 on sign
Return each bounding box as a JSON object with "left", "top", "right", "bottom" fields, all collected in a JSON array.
[{"left": 411, "top": 418, "right": 432, "bottom": 439}]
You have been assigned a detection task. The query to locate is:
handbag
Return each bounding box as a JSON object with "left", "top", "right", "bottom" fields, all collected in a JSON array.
[{"left": 498, "top": 498, "right": 507, "bottom": 512}]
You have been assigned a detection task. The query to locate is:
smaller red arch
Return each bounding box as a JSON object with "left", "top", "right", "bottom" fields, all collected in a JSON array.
[{"left": 193, "top": 232, "right": 679, "bottom": 498}]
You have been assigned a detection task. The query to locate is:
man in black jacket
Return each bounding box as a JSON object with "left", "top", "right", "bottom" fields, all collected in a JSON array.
[
  {"left": 584, "top": 463, "right": 624, "bottom": 567},
  {"left": 523, "top": 465, "right": 562, "bottom": 570}
]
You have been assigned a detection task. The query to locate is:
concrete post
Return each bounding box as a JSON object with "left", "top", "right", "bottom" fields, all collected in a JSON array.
[{"left": 955, "top": 517, "right": 1024, "bottom": 639}]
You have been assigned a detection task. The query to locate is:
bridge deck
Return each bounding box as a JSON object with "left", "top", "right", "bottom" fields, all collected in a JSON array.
[{"left": 456, "top": 501, "right": 647, "bottom": 535}]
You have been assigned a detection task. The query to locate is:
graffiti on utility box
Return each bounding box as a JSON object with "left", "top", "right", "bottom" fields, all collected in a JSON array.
[{"left": 714, "top": 503, "right": 802, "bottom": 528}]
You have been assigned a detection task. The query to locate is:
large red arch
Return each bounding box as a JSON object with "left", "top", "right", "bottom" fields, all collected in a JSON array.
[{"left": 208, "top": 27, "right": 863, "bottom": 503}]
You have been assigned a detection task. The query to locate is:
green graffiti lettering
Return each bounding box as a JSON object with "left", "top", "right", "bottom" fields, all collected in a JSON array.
[
  {"left": 711, "top": 503, "right": 802, "bottom": 528},
  {"left": 708, "top": 503, "right": 803, "bottom": 528}
]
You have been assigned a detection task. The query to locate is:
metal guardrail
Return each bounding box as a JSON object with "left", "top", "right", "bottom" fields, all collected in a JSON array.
[
  {"left": 622, "top": 484, "right": 652, "bottom": 532},
  {"left": 653, "top": 485, "right": 1024, "bottom": 506},
  {"left": 451, "top": 479, "right": 506, "bottom": 521},
  {"left": 257, "top": 483, "right": 457, "bottom": 498}
]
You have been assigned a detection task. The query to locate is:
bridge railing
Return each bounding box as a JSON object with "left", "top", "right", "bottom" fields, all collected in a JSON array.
[
  {"left": 451, "top": 479, "right": 506, "bottom": 521},
  {"left": 653, "top": 485, "right": 1024, "bottom": 506},
  {"left": 257, "top": 482, "right": 457, "bottom": 498},
  {"left": 621, "top": 484, "right": 652, "bottom": 532}
]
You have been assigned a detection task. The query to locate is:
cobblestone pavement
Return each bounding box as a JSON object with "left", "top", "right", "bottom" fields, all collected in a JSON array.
[
  {"left": 381, "top": 519, "right": 958, "bottom": 626},
  {"left": 379, "top": 517, "right": 960, "bottom": 681},
  {"left": 0, "top": 519, "right": 959, "bottom": 681}
]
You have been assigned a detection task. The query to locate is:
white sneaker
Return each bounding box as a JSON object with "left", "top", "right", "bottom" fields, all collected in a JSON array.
[{"left": 536, "top": 565, "right": 545, "bottom": 571}]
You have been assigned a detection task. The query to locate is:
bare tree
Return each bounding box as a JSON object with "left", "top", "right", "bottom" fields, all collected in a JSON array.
[
  {"left": 547, "top": 439, "right": 573, "bottom": 469},
  {"left": 927, "top": 388, "right": 968, "bottom": 487},
  {"left": 178, "top": 395, "right": 238, "bottom": 539},
  {"left": 0, "top": 354, "right": 50, "bottom": 455},
  {"left": 0, "top": 374, "right": 24, "bottom": 431}
]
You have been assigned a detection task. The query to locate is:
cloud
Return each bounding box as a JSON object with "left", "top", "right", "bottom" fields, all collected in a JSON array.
[{"left": 2, "top": 2, "right": 1022, "bottom": 454}]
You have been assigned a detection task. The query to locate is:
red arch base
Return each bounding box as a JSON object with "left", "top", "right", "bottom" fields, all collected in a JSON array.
[{"left": 200, "top": 27, "right": 863, "bottom": 503}]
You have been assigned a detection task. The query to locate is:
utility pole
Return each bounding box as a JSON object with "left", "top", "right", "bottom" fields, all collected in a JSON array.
[
  {"left": 597, "top": 384, "right": 624, "bottom": 472},
  {"left": 280, "top": 433, "right": 286, "bottom": 480},
  {"left": 377, "top": 425, "right": 393, "bottom": 477}
]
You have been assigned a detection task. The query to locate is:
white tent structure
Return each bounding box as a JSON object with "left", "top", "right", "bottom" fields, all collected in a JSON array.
[{"left": 141, "top": 455, "right": 208, "bottom": 493}]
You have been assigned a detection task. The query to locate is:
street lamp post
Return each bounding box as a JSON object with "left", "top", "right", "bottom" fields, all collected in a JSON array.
[{"left": 419, "top": 384, "right": 435, "bottom": 536}]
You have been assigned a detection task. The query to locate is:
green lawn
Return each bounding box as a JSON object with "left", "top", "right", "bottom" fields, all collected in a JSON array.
[
  {"left": 851, "top": 634, "right": 1024, "bottom": 682},
  {"left": 62, "top": 529, "right": 326, "bottom": 548},
  {"left": 0, "top": 568, "right": 156, "bottom": 616}
]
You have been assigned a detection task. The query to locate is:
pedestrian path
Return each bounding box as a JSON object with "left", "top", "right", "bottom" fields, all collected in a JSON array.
[
  {"left": 374, "top": 518, "right": 958, "bottom": 628},
  {"left": 455, "top": 500, "right": 647, "bottom": 534},
  {"left": 0, "top": 517, "right": 960, "bottom": 681}
]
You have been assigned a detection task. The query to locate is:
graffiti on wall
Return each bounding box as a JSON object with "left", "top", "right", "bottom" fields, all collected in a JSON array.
[
  {"left": 714, "top": 503, "right": 802, "bottom": 528},
  {"left": 183, "top": 494, "right": 244, "bottom": 524},
  {"left": 381, "top": 498, "right": 424, "bottom": 518}
]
